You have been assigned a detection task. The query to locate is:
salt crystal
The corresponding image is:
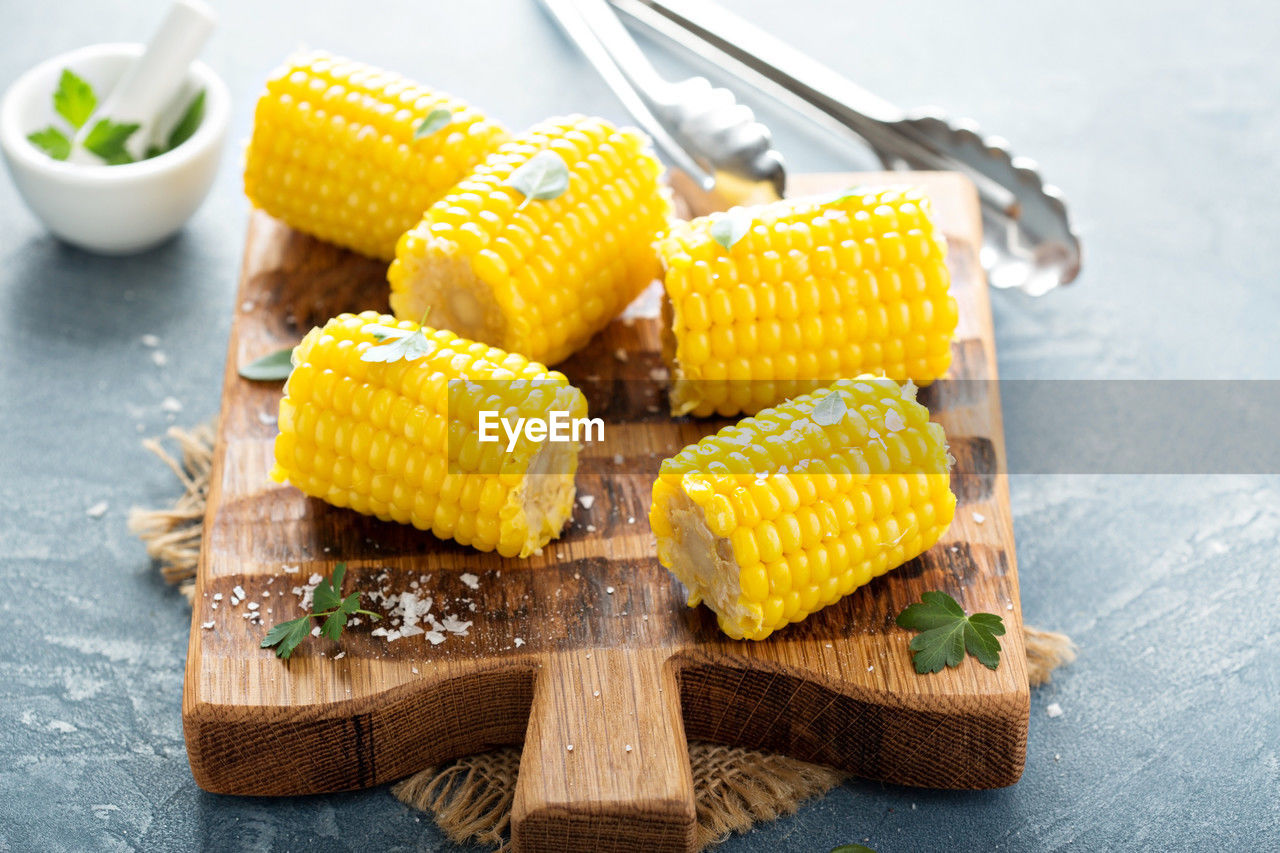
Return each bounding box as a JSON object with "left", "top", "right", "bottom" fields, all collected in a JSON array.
[
  {"left": 566, "top": 744, "right": 574, "bottom": 752},
  {"left": 579, "top": 494, "right": 595, "bottom": 510},
  {"left": 262, "top": 591, "right": 270, "bottom": 598},
  {"left": 140, "top": 334, "right": 160, "bottom": 348},
  {"left": 257, "top": 411, "right": 276, "bottom": 426},
  {"left": 241, "top": 300, "right": 254, "bottom": 312},
  {"left": 232, "top": 585, "right": 246, "bottom": 600},
  {"left": 308, "top": 573, "right": 323, "bottom": 585},
  {"left": 152, "top": 351, "right": 168, "bottom": 367},
  {"left": 606, "top": 586, "right": 615, "bottom": 594},
  {"left": 310, "top": 626, "right": 322, "bottom": 637},
  {"left": 593, "top": 690, "right": 600, "bottom": 698},
  {"left": 213, "top": 593, "right": 223, "bottom": 601},
  {"left": 627, "top": 517, "right": 635, "bottom": 524},
  {"left": 411, "top": 667, "right": 419, "bottom": 674},
  {"left": 247, "top": 602, "right": 260, "bottom": 611},
  {"left": 1046, "top": 702, "right": 1064, "bottom": 718},
  {"left": 460, "top": 573, "right": 480, "bottom": 590},
  {"left": 425, "top": 631, "right": 446, "bottom": 645},
  {"left": 649, "top": 367, "right": 668, "bottom": 381},
  {"left": 586, "top": 524, "right": 596, "bottom": 533},
  {"left": 867, "top": 665, "right": 874, "bottom": 672},
  {"left": 1054, "top": 753, "right": 1061, "bottom": 762},
  {"left": 972, "top": 512, "right": 986, "bottom": 524},
  {"left": 85, "top": 501, "right": 109, "bottom": 519},
  {"left": 283, "top": 565, "right": 299, "bottom": 574},
  {"left": 334, "top": 652, "right": 345, "bottom": 660},
  {"left": 514, "top": 638, "right": 525, "bottom": 648},
  {"left": 884, "top": 409, "right": 906, "bottom": 433},
  {"left": 625, "top": 744, "right": 633, "bottom": 753},
  {"left": 442, "top": 616, "right": 472, "bottom": 635},
  {"left": 614, "top": 348, "right": 628, "bottom": 362},
  {"left": 201, "top": 621, "right": 215, "bottom": 630}
]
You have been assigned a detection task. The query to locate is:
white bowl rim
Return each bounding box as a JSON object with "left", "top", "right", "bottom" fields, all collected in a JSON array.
[{"left": 0, "top": 41, "right": 230, "bottom": 185}]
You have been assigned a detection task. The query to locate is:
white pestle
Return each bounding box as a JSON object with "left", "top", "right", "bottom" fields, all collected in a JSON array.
[{"left": 68, "top": 0, "right": 216, "bottom": 165}]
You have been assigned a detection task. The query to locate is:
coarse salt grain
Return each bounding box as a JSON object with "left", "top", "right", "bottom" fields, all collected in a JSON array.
[
  {"left": 514, "top": 638, "right": 525, "bottom": 647},
  {"left": 201, "top": 621, "right": 214, "bottom": 630},
  {"left": 579, "top": 494, "right": 595, "bottom": 509},
  {"left": 1046, "top": 702, "right": 1064, "bottom": 718},
  {"left": 85, "top": 501, "right": 109, "bottom": 519},
  {"left": 972, "top": 512, "right": 986, "bottom": 524},
  {"left": 247, "top": 602, "right": 259, "bottom": 611},
  {"left": 884, "top": 409, "right": 906, "bottom": 433},
  {"left": 566, "top": 744, "right": 574, "bottom": 752},
  {"left": 152, "top": 351, "right": 169, "bottom": 367},
  {"left": 606, "top": 586, "right": 615, "bottom": 594},
  {"left": 140, "top": 334, "right": 160, "bottom": 348},
  {"left": 460, "top": 573, "right": 480, "bottom": 590},
  {"left": 625, "top": 744, "right": 633, "bottom": 752},
  {"left": 232, "top": 585, "right": 246, "bottom": 600},
  {"left": 614, "top": 348, "right": 628, "bottom": 362}
]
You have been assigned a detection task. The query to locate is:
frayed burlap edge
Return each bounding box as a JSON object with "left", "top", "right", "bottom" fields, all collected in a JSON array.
[{"left": 133, "top": 422, "right": 1076, "bottom": 852}]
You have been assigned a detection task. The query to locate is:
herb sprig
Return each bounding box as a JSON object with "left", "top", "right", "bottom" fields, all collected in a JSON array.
[
  {"left": 709, "top": 208, "right": 752, "bottom": 250},
  {"left": 507, "top": 150, "right": 570, "bottom": 210},
  {"left": 895, "top": 590, "right": 1005, "bottom": 673},
  {"left": 260, "top": 563, "right": 381, "bottom": 659},
  {"left": 26, "top": 68, "right": 204, "bottom": 164},
  {"left": 413, "top": 107, "right": 452, "bottom": 140}
]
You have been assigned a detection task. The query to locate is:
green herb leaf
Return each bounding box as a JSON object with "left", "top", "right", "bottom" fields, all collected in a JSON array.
[
  {"left": 320, "top": 610, "right": 347, "bottom": 642},
  {"left": 709, "top": 208, "right": 752, "bottom": 250},
  {"left": 507, "top": 150, "right": 570, "bottom": 210},
  {"left": 413, "top": 107, "right": 452, "bottom": 140},
  {"left": 826, "top": 184, "right": 868, "bottom": 206},
  {"left": 896, "top": 590, "right": 1006, "bottom": 673},
  {"left": 27, "top": 126, "right": 71, "bottom": 161},
  {"left": 360, "top": 327, "right": 435, "bottom": 363},
  {"left": 83, "top": 117, "right": 140, "bottom": 165},
  {"left": 261, "top": 563, "right": 380, "bottom": 660},
  {"left": 811, "top": 390, "right": 848, "bottom": 426},
  {"left": 312, "top": 562, "right": 346, "bottom": 613},
  {"left": 238, "top": 347, "right": 295, "bottom": 381},
  {"left": 260, "top": 615, "right": 313, "bottom": 659},
  {"left": 166, "top": 89, "right": 205, "bottom": 150},
  {"left": 144, "top": 144, "right": 165, "bottom": 159},
  {"left": 53, "top": 69, "right": 96, "bottom": 130},
  {"left": 831, "top": 846, "right": 877, "bottom": 853}
]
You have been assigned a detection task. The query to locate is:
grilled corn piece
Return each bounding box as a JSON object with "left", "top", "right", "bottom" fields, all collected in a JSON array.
[
  {"left": 272, "top": 311, "right": 584, "bottom": 558},
  {"left": 650, "top": 377, "right": 955, "bottom": 640},
  {"left": 387, "top": 115, "right": 671, "bottom": 365},
  {"left": 659, "top": 187, "right": 958, "bottom": 417},
  {"left": 245, "top": 51, "right": 509, "bottom": 260}
]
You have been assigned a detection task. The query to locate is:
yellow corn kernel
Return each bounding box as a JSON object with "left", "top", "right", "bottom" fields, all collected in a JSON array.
[
  {"left": 271, "top": 311, "right": 586, "bottom": 558},
  {"left": 388, "top": 115, "right": 672, "bottom": 365},
  {"left": 659, "top": 188, "right": 958, "bottom": 417},
  {"left": 244, "top": 52, "right": 509, "bottom": 260},
  {"left": 650, "top": 376, "right": 956, "bottom": 641}
]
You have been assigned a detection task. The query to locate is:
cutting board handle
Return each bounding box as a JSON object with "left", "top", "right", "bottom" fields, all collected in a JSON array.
[{"left": 511, "top": 649, "right": 696, "bottom": 850}]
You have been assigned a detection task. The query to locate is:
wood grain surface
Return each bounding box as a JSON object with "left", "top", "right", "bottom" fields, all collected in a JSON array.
[{"left": 183, "top": 172, "right": 1027, "bottom": 851}]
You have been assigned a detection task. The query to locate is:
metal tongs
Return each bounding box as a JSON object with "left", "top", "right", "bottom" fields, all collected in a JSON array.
[{"left": 542, "top": 0, "right": 1082, "bottom": 294}]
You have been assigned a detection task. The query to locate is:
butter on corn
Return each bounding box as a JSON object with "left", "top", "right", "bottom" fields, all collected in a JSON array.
[
  {"left": 658, "top": 187, "right": 958, "bottom": 418},
  {"left": 388, "top": 115, "right": 671, "bottom": 366},
  {"left": 244, "top": 52, "right": 509, "bottom": 260},
  {"left": 271, "top": 311, "right": 585, "bottom": 558},
  {"left": 650, "top": 377, "right": 956, "bottom": 641}
]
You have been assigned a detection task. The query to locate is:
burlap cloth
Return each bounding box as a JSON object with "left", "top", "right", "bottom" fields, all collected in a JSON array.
[{"left": 131, "top": 424, "right": 1075, "bottom": 851}]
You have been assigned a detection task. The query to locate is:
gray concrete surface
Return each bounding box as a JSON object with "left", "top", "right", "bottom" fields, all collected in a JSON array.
[{"left": 1, "top": 1, "right": 1277, "bottom": 850}]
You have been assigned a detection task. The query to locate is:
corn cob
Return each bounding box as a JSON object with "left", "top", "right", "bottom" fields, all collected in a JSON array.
[
  {"left": 271, "top": 311, "right": 585, "bottom": 558},
  {"left": 387, "top": 115, "right": 671, "bottom": 365},
  {"left": 650, "top": 377, "right": 955, "bottom": 641},
  {"left": 244, "top": 52, "right": 509, "bottom": 260},
  {"left": 658, "top": 187, "right": 958, "bottom": 417}
]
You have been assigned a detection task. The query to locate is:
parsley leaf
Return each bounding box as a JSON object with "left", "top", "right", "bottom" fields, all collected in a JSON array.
[
  {"left": 507, "top": 150, "right": 570, "bottom": 210},
  {"left": 83, "top": 117, "right": 140, "bottom": 165},
  {"left": 260, "top": 616, "right": 312, "bottom": 660},
  {"left": 260, "top": 562, "right": 381, "bottom": 660},
  {"left": 27, "top": 126, "right": 71, "bottom": 161},
  {"left": 895, "top": 590, "right": 1006, "bottom": 673},
  {"left": 238, "top": 346, "right": 295, "bottom": 381},
  {"left": 360, "top": 314, "right": 435, "bottom": 363},
  {"left": 413, "top": 107, "right": 452, "bottom": 140},
  {"left": 53, "top": 69, "right": 96, "bottom": 130},
  {"left": 167, "top": 89, "right": 205, "bottom": 150},
  {"left": 811, "top": 390, "right": 848, "bottom": 426},
  {"left": 709, "top": 208, "right": 752, "bottom": 250}
]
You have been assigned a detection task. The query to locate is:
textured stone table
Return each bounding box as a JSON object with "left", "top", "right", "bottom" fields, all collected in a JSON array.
[{"left": 1, "top": 1, "right": 1277, "bottom": 850}]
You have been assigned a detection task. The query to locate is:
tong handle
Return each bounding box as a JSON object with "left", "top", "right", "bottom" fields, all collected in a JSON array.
[{"left": 540, "top": 0, "right": 716, "bottom": 189}]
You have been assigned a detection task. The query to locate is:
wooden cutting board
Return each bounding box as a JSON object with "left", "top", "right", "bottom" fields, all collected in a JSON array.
[{"left": 184, "top": 172, "right": 1027, "bottom": 851}]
